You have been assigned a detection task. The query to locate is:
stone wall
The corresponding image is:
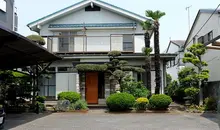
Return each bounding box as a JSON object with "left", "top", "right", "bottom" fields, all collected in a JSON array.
[
  {"left": 104, "top": 73, "right": 111, "bottom": 98},
  {"left": 79, "top": 72, "right": 86, "bottom": 100}
]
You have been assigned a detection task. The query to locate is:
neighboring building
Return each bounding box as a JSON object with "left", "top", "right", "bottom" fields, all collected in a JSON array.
[
  {"left": 166, "top": 40, "right": 185, "bottom": 80},
  {"left": 184, "top": 9, "right": 220, "bottom": 99},
  {"left": 0, "top": 0, "right": 18, "bottom": 31},
  {"left": 28, "top": 0, "right": 176, "bottom": 104}
]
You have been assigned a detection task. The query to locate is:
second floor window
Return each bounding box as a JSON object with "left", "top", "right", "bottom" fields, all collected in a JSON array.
[
  {"left": 123, "top": 34, "right": 133, "bottom": 51},
  {"left": 198, "top": 36, "right": 204, "bottom": 44},
  {"left": 208, "top": 31, "right": 213, "bottom": 41}
]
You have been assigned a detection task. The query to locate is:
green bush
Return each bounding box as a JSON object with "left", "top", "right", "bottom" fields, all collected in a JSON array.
[
  {"left": 184, "top": 87, "right": 200, "bottom": 97},
  {"left": 149, "top": 94, "right": 172, "bottom": 110},
  {"left": 36, "top": 96, "right": 46, "bottom": 103},
  {"left": 36, "top": 101, "right": 46, "bottom": 112},
  {"left": 134, "top": 97, "right": 149, "bottom": 110},
  {"left": 73, "top": 100, "right": 88, "bottom": 110},
  {"left": 106, "top": 93, "right": 135, "bottom": 111},
  {"left": 121, "top": 78, "right": 150, "bottom": 98},
  {"left": 204, "top": 97, "right": 217, "bottom": 111},
  {"left": 58, "top": 92, "right": 81, "bottom": 103}
]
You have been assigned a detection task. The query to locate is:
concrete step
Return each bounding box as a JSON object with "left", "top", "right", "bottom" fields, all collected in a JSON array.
[{"left": 169, "top": 102, "right": 186, "bottom": 111}]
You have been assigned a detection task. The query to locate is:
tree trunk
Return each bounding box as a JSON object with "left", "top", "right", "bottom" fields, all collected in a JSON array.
[
  {"left": 144, "top": 32, "right": 151, "bottom": 92},
  {"left": 199, "top": 80, "right": 203, "bottom": 105},
  {"left": 154, "top": 25, "right": 161, "bottom": 94}
]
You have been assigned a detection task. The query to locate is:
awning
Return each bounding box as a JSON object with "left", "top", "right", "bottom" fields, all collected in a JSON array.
[{"left": 0, "top": 25, "right": 61, "bottom": 69}]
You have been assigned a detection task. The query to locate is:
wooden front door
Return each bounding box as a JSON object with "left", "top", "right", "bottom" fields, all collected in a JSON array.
[{"left": 86, "top": 72, "right": 98, "bottom": 104}]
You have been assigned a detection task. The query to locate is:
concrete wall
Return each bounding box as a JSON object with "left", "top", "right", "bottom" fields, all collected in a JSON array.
[{"left": 0, "top": 0, "right": 14, "bottom": 30}]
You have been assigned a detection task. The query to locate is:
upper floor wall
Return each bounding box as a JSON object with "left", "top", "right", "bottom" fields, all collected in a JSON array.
[
  {"left": 185, "top": 10, "right": 220, "bottom": 82},
  {"left": 185, "top": 12, "right": 220, "bottom": 49},
  {"left": 0, "top": 0, "right": 17, "bottom": 31},
  {"left": 38, "top": 3, "right": 151, "bottom": 54}
]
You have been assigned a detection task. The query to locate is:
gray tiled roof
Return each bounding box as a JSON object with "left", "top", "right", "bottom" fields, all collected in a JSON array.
[
  {"left": 48, "top": 23, "right": 137, "bottom": 28},
  {"left": 171, "top": 40, "right": 185, "bottom": 47}
]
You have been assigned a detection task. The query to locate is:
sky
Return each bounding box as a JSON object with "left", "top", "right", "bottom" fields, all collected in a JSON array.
[{"left": 16, "top": 0, "right": 220, "bottom": 52}]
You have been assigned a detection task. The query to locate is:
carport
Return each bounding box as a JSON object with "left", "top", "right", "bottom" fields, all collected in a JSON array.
[{"left": 0, "top": 25, "right": 61, "bottom": 69}]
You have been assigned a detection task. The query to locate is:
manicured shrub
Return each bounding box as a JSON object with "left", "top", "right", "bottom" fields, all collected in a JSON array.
[
  {"left": 73, "top": 100, "right": 88, "bottom": 110},
  {"left": 58, "top": 92, "right": 81, "bottom": 103},
  {"left": 36, "top": 101, "right": 46, "bottom": 112},
  {"left": 204, "top": 97, "right": 217, "bottom": 111},
  {"left": 36, "top": 96, "right": 46, "bottom": 103},
  {"left": 134, "top": 97, "right": 149, "bottom": 110},
  {"left": 106, "top": 93, "right": 135, "bottom": 111},
  {"left": 149, "top": 94, "right": 172, "bottom": 110},
  {"left": 121, "top": 79, "right": 150, "bottom": 98},
  {"left": 184, "top": 87, "right": 200, "bottom": 97}
]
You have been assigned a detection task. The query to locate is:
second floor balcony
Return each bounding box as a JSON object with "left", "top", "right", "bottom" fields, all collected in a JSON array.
[{"left": 44, "top": 34, "right": 144, "bottom": 54}]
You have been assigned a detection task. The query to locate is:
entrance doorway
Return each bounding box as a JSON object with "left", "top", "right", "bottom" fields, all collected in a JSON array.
[{"left": 86, "top": 72, "right": 98, "bottom": 104}]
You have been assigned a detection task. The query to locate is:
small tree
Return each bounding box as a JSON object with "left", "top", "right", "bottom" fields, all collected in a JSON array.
[
  {"left": 178, "top": 67, "right": 198, "bottom": 88},
  {"left": 166, "top": 73, "right": 172, "bottom": 87},
  {"left": 183, "top": 43, "right": 209, "bottom": 105},
  {"left": 106, "top": 51, "right": 145, "bottom": 93}
]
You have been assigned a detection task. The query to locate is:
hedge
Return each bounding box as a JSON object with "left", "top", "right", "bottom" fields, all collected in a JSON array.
[
  {"left": 27, "top": 35, "right": 45, "bottom": 45},
  {"left": 76, "top": 64, "right": 108, "bottom": 72}
]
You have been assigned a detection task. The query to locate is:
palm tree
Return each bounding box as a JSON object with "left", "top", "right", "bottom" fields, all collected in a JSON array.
[
  {"left": 145, "top": 10, "right": 165, "bottom": 94},
  {"left": 141, "top": 21, "right": 153, "bottom": 92}
]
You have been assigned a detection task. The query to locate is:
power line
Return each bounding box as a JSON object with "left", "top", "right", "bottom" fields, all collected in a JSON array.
[{"left": 187, "top": 4, "right": 220, "bottom": 45}]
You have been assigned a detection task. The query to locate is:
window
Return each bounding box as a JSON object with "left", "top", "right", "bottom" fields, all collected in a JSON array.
[
  {"left": 47, "top": 67, "right": 56, "bottom": 72},
  {"left": 193, "top": 37, "right": 196, "bottom": 44},
  {"left": 58, "top": 67, "right": 68, "bottom": 72},
  {"left": 198, "top": 36, "right": 204, "bottom": 44},
  {"left": 208, "top": 31, "right": 213, "bottom": 41},
  {"left": 58, "top": 32, "right": 75, "bottom": 52},
  {"left": 0, "top": 0, "right": 6, "bottom": 12},
  {"left": 14, "top": 12, "right": 18, "bottom": 31},
  {"left": 85, "top": 5, "right": 101, "bottom": 11},
  {"left": 123, "top": 34, "right": 133, "bottom": 51},
  {"left": 39, "top": 74, "right": 56, "bottom": 98}
]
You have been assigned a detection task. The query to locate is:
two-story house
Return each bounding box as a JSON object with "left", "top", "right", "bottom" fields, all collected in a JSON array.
[
  {"left": 27, "top": 0, "right": 176, "bottom": 104},
  {"left": 166, "top": 40, "right": 185, "bottom": 80},
  {"left": 0, "top": 0, "right": 18, "bottom": 31},
  {"left": 184, "top": 9, "right": 220, "bottom": 101}
]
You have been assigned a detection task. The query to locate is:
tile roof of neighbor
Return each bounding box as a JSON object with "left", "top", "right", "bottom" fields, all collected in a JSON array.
[{"left": 171, "top": 40, "right": 185, "bottom": 46}]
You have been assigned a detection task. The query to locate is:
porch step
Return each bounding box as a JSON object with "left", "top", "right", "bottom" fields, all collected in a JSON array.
[
  {"left": 169, "top": 102, "right": 186, "bottom": 111},
  {"left": 45, "top": 101, "right": 57, "bottom": 107},
  {"left": 88, "top": 105, "right": 107, "bottom": 109}
]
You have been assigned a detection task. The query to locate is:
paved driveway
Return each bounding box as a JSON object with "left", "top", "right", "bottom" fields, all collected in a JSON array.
[{"left": 3, "top": 111, "right": 220, "bottom": 130}]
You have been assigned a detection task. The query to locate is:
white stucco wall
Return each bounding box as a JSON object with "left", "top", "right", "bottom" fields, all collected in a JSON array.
[{"left": 185, "top": 13, "right": 220, "bottom": 82}]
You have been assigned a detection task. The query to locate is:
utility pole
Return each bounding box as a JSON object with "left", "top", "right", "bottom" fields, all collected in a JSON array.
[{"left": 186, "top": 5, "right": 192, "bottom": 31}]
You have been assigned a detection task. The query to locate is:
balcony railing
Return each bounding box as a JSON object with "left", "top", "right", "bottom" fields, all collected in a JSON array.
[{"left": 45, "top": 35, "right": 135, "bottom": 53}]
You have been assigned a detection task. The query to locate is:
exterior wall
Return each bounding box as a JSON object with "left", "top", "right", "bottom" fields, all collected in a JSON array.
[{"left": 0, "top": 0, "right": 15, "bottom": 30}]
